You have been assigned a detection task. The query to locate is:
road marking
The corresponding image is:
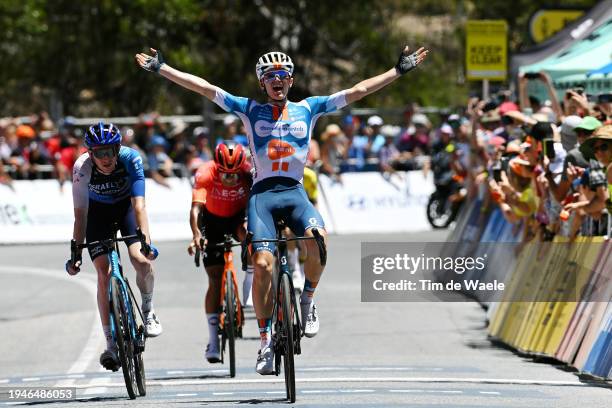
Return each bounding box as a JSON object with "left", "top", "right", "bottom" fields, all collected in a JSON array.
[
  {"left": 167, "top": 370, "right": 185, "bottom": 375},
  {"left": 83, "top": 376, "right": 111, "bottom": 395},
  {"left": 53, "top": 375, "right": 587, "bottom": 389},
  {"left": 176, "top": 393, "right": 198, "bottom": 397},
  {"left": 265, "top": 391, "right": 285, "bottom": 394},
  {"left": 212, "top": 392, "right": 235, "bottom": 396},
  {"left": 389, "top": 389, "right": 424, "bottom": 393},
  {"left": 339, "top": 389, "right": 374, "bottom": 393},
  {"left": 480, "top": 391, "right": 501, "bottom": 395},
  {"left": 21, "top": 378, "right": 40, "bottom": 382},
  {"left": 0, "top": 380, "right": 9, "bottom": 384},
  {"left": 301, "top": 390, "right": 336, "bottom": 394},
  {"left": 0, "top": 266, "right": 103, "bottom": 386}
]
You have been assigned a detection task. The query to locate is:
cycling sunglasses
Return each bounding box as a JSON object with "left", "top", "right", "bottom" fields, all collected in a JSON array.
[
  {"left": 593, "top": 143, "right": 610, "bottom": 153},
  {"left": 220, "top": 171, "right": 240, "bottom": 184},
  {"left": 262, "top": 70, "right": 291, "bottom": 82},
  {"left": 90, "top": 146, "right": 118, "bottom": 159}
]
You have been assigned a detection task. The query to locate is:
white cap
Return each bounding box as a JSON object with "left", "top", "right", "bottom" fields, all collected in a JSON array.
[
  {"left": 549, "top": 142, "right": 568, "bottom": 175},
  {"left": 223, "top": 114, "right": 238, "bottom": 127},
  {"left": 367, "top": 115, "right": 383, "bottom": 127},
  {"left": 169, "top": 119, "right": 188, "bottom": 137},
  {"left": 412, "top": 113, "right": 431, "bottom": 127},
  {"left": 440, "top": 123, "right": 453, "bottom": 134}
]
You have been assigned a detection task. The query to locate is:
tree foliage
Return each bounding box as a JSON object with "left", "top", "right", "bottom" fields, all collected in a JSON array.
[{"left": 0, "top": 0, "right": 599, "bottom": 117}]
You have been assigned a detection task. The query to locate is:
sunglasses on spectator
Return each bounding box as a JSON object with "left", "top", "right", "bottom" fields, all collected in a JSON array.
[
  {"left": 262, "top": 70, "right": 291, "bottom": 82},
  {"left": 593, "top": 143, "right": 610, "bottom": 153},
  {"left": 90, "top": 146, "right": 118, "bottom": 159}
]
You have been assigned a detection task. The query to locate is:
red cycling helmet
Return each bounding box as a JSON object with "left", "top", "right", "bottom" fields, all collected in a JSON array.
[{"left": 214, "top": 141, "right": 246, "bottom": 173}]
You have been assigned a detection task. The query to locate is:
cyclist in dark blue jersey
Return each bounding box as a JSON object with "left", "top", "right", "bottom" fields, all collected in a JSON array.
[
  {"left": 65, "top": 122, "right": 162, "bottom": 371},
  {"left": 136, "top": 45, "right": 428, "bottom": 374}
]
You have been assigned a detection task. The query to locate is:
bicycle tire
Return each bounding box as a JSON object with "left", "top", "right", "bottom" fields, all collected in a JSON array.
[
  {"left": 280, "top": 273, "right": 296, "bottom": 402},
  {"left": 111, "top": 278, "right": 138, "bottom": 399},
  {"left": 225, "top": 269, "right": 236, "bottom": 378}
]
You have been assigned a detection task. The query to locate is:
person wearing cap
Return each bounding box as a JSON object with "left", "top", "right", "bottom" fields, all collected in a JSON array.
[
  {"left": 399, "top": 112, "right": 430, "bottom": 156},
  {"left": 147, "top": 135, "right": 173, "bottom": 188},
  {"left": 575, "top": 125, "right": 612, "bottom": 216},
  {"left": 489, "top": 156, "right": 538, "bottom": 223},
  {"left": 366, "top": 115, "right": 386, "bottom": 157},
  {"left": 345, "top": 117, "right": 369, "bottom": 172},
  {"left": 551, "top": 116, "right": 602, "bottom": 203}
]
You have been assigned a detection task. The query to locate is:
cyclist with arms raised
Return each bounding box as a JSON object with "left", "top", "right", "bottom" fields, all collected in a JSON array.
[
  {"left": 136, "top": 45, "right": 428, "bottom": 374},
  {"left": 188, "top": 141, "right": 253, "bottom": 363},
  {"left": 65, "top": 123, "right": 161, "bottom": 371}
]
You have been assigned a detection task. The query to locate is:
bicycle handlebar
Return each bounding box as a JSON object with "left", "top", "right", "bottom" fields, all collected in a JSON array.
[
  {"left": 194, "top": 234, "right": 242, "bottom": 268},
  {"left": 242, "top": 228, "right": 327, "bottom": 267},
  {"left": 71, "top": 228, "right": 152, "bottom": 263}
]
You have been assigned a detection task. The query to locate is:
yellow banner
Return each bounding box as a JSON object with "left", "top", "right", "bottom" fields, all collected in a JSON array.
[
  {"left": 466, "top": 20, "right": 508, "bottom": 81},
  {"left": 529, "top": 10, "right": 584, "bottom": 43}
]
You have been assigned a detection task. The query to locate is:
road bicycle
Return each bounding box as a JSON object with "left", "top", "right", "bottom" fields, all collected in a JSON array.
[
  {"left": 195, "top": 233, "right": 244, "bottom": 377},
  {"left": 70, "top": 228, "right": 154, "bottom": 399},
  {"left": 244, "top": 221, "right": 326, "bottom": 403}
]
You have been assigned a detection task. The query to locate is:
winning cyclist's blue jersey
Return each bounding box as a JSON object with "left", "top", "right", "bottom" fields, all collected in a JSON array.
[
  {"left": 72, "top": 146, "right": 146, "bottom": 208},
  {"left": 212, "top": 88, "right": 348, "bottom": 186}
]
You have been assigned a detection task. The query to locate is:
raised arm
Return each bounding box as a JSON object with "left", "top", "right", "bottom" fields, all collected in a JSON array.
[
  {"left": 343, "top": 46, "right": 428, "bottom": 105},
  {"left": 135, "top": 48, "right": 218, "bottom": 100}
]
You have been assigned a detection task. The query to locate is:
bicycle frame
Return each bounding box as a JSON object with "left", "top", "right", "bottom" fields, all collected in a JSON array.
[
  {"left": 218, "top": 244, "right": 243, "bottom": 331},
  {"left": 107, "top": 245, "right": 144, "bottom": 351}
]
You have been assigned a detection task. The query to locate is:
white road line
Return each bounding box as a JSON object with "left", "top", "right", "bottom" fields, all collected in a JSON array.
[
  {"left": 301, "top": 390, "right": 337, "bottom": 394},
  {"left": 0, "top": 266, "right": 103, "bottom": 386},
  {"left": 339, "top": 389, "right": 374, "bottom": 393},
  {"left": 265, "top": 391, "right": 285, "bottom": 394},
  {"left": 167, "top": 370, "right": 185, "bottom": 375},
  {"left": 480, "top": 391, "right": 501, "bottom": 395},
  {"left": 176, "top": 393, "right": 198, "bottom": 397},
  {"left": 56, "top": 375, "right": 587, "bottom": 389},
  {"left": 389, "top": 389, "right": 424, "bottom": 393},
  {"left": 212, "top": 392, "right": 235, "bottom": 396},
  {"left": 21, "top": 378, "right": 40, "bottom": 382},
  {"left": 82, "top": 376, "right": 111, "bottom": 395},
  {"left": 0, "top": 380, "right": 8, "bottom": 384}
]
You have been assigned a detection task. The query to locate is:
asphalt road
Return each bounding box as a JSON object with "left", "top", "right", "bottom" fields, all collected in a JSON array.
[{"left": 0, "top": 231, "right": 610, "bottom": 407}]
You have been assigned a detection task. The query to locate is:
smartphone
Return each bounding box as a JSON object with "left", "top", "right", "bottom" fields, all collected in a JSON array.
[
  {"left": 524, "top": 72, "right": 540, "bottom": 80},
  {"left": 543, "top": 138, "right": 555, "bottom": 160},
  {"left": 493, "top": 168, "right": 502, "bottom": 182},
  {"left": 598, "top": 93, "right": 612, "bottom": 103}
]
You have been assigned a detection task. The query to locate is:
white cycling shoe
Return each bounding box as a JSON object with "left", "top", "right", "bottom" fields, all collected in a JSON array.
[
  {"left": 255, "top": 344, "right": 274, "bottom": 375},
  {"left": 300, "top": 302, "right": 319, "bottom": 338},
  {"left": 205, "top": 338, "right": 221, "bottom": 364},
  {"left": 144, "top": 312, "right": 163, "bottom": 337}
]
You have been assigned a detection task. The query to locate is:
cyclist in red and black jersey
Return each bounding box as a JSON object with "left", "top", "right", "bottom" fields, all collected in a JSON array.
[{"left": 187, "top": 141, "right": 253, "bottom": 363}]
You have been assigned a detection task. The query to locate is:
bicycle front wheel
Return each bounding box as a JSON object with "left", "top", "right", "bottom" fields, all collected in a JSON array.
[
  {"left": 279, "top": 273, "right": 296, "bottom": 402},
  {"left": 111, "top": 278, "right": 138, "bottom": 399},
  {"left": 225, "top": 269, "right": 236, "bottom": 378}
]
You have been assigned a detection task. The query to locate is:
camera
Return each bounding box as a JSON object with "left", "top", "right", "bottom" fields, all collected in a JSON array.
[
  {"left": 524, "top": 72, "right": 540, "bottom": 80},
  {"left": 543, "top": 138, "right": 555, "bottom": 160}
]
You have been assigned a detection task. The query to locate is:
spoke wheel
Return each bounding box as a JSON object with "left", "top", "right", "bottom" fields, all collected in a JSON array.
[
  {"left": 279, "top": 273, "right": 296, "bottom": 402},
  {"left": 225, "top": 270, "right": 236, "bottom": 378},
  {"left": 111, "top": 279, "right": 138, "bottom": 399}
]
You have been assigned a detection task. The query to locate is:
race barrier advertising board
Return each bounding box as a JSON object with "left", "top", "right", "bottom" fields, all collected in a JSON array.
[
  {"left": 1, "top": 171, "right": 435, "bottom": 245},
  {"left": 445, "top": 197, "right": 612, "bottom": 380}
]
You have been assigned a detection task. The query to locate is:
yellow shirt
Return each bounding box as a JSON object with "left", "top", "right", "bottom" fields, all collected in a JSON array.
[{"left": 302, "top": 167, "right": 318, "bottom": 203}]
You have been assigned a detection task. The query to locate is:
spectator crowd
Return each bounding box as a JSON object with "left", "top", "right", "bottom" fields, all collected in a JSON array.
[{"left": 2, "top": 76, "right": 611, "bottom": 240}]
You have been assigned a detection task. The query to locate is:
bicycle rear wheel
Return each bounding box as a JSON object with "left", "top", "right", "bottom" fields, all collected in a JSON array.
[
  {"left": 224, "top": 269, "right": 236, "bottom": 378},
  {"left": 279, "top": 273, "right": 296, "bottom": 402},
  {"left": 111, "top": 278, "right": 138, "bottom": 399}
]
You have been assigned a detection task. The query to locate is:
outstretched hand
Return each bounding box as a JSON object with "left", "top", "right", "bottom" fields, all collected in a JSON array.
[
  {"left": 135, "top": 48, "right": 165, "bottom": 73},
  {"left": 395, "top": 46, "right": 429, "bottom": 75}
]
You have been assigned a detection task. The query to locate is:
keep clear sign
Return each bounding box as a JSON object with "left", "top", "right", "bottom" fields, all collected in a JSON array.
[{"left": 466, "top": 20, "right": 508, "bottom": 81}]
